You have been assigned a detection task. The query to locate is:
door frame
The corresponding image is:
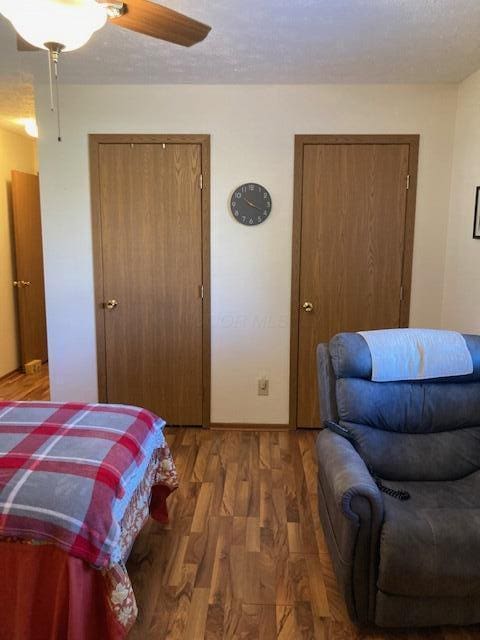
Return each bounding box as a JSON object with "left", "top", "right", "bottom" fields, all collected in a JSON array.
[
  {"left": 11, "top": 170, "right": 49, "bottom": 369},
  {"left": 289, "top": 134, "right": 419, "bottom": 428},
  {"left": 89, "top": 133, "right": 211, "bottom": 426}
]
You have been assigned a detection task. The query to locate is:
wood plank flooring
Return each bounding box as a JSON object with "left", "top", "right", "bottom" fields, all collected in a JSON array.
[
  {"left": 0, "top": 365, "right": 50, "bottom": 401},
  {"left": 127, "top": 428, "right": 480, "bottom": 640}
]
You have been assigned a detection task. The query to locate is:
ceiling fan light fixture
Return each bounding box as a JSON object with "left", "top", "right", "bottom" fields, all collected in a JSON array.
[
  {"left": 22, "top": 118, "right": 39, "bottom": 138},
  {"left": 0, "top": 0, "right": 108, "bottom": 51}
]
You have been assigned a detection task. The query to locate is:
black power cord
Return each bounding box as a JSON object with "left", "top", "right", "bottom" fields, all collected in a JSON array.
[{"left": 372, "top": 475, "right": 410, "bottom": 501}]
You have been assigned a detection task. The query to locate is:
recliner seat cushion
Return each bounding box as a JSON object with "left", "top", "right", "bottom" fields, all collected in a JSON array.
[{"left": 378, "top": 471, "right": 480, "bottom": 599}]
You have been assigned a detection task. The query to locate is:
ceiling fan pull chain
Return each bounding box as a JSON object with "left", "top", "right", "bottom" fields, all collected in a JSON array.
[
  {"left": 46, "top": 43, "right": 65, "bottom": 142},
  {"left": 53, "top": 53, "right": 62, "bottom": 142},
  {"left": 47, "top": 49, "right": 54, "bottom": 112}
]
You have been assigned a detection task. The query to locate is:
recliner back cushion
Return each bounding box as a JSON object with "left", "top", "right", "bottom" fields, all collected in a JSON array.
[
  {"left": 342, "top": 421, "right": 480, "bottom": 481},
  {"left": 336, "top": 379, "right": 480, "bottom": 433},
  {"left": 330, "top": 333, "right": 480, "bottom": 481}
]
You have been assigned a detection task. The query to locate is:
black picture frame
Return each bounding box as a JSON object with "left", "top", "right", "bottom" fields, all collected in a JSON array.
[{"left": 474, "top": 186, "right": 480, "bottom": 239}]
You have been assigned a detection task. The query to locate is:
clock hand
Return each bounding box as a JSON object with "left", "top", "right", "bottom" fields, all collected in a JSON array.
[{"left": 244, "top": 197, "right": 264, "bottom": 212}]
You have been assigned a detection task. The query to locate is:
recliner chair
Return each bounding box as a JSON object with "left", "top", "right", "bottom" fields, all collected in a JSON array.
[{"left": 316, "top": 331, "right": 480, "bottom": 628}]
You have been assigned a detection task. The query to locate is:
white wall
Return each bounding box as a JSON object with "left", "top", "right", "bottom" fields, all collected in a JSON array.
[
  {"left": 36, "top": 84, "right": 457, "bottom": 423},
  {"left": 442, "top": 70, "right": 480, "bottom": 333},
  {"left": 0, "top": 127, "right": 37, "bottom": 378}
]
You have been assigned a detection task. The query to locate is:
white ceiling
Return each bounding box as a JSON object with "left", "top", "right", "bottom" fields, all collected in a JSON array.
[
  {"left": 0, "top": 74, "right": 35, "bottom": 135},
  {"left": 1, "top": 0, "right": 480, "bottom": 130}
]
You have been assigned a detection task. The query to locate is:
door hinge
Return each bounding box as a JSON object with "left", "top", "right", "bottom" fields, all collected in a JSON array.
[
  {"left": 400, "top": 285, "right": 404, "bottom": 301},
  {"left": 199, "top": 174, "right": 203, "bottom": 190},
  {"left": 200, "top": 285, "right": 204, "bottom": 299},
  {"left": 406, "top": 174, "right": 410, "bottom": 190}
]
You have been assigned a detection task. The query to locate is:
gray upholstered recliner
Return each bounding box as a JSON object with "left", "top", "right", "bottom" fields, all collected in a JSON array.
[{"left": 316, "top": 331, "right": 480, "bottom": 628}]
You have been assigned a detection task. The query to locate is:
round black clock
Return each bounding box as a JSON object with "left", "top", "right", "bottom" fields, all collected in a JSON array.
[{"left": 230, "top": 183, "right": 272, "bottom": 226}]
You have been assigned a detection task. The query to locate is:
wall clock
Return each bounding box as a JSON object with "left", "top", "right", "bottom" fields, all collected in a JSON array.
[{"left": 230, "top": 183, "right": 272, "bottom": 226}]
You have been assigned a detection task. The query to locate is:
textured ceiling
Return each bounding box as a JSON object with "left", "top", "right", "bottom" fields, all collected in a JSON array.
[
  {"left": 1, "top": 0, "right": 480, "bottom": 128},
  {"left": 0, "top": 73, "right": 35, "bottom": 135}
]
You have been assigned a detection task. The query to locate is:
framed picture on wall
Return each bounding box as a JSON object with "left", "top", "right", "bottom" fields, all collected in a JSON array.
[{"left": 474, "top": 186, "right": 480, "bottom": 238}]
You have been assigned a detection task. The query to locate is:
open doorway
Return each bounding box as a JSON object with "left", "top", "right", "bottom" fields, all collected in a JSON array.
[{"left": 0, "top": 109, "right": 49, "bottom": 401}]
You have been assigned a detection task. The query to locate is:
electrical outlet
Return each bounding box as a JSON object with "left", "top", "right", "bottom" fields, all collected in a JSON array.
[{"left": 258, "top": 377, "right": 269, "bottom": 396}]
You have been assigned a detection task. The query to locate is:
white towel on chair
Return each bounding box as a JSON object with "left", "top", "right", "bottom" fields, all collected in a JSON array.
[{"left": 358, "top": 328, "right": 473, "bottom": 382}]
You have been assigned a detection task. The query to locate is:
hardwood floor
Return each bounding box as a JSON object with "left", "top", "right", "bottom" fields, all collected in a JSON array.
[
  {"left": 127, "top": 428, "right": 480, "bottom": 640},
  {"left": 0, "top": 365, "right": 50, "bottom": 401}
]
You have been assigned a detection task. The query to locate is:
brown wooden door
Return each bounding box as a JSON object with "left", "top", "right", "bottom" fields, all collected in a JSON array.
[
  {"left": 11, "top": 171, "right": 48, "bottom": 367},
  {"left": 97, "top": 143, "right": 204, "bottom": 424},
  {"left": 294, "top": 140, "right": 417, "bottom": 428}
]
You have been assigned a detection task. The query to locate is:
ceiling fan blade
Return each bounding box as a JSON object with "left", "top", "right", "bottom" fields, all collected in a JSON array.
[
  {"left": 110, "top": 0, "right": 211, "bottom": 47},
  {"left": 16, "top": 35, "right": 42, "bottom": 52}
]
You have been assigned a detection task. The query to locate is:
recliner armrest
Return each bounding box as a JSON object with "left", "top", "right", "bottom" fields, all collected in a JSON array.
[
  {"left": 316, "top": 428, "right": 384, "bottom": 624},
  {"left": 317, "top": 429, "right": 383, "bottom": 522}
]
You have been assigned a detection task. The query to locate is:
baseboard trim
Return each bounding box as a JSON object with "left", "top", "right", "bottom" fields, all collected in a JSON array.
[
  {"left": 0, "top": 368, "right": 20, "bottom": 383},
  {"left": 209, "top": 422, "right": 292, "bottom": 431}
]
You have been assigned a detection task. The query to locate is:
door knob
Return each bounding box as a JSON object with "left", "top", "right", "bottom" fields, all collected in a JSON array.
[
  {"left": 302, "top": 301, "right": 314, "bottom": 313},
  {"left": 13, "top": 281, "right": 31, "bottom": 288},
  {"left": 105, "top": 299, "right": 118, "bottom": 310}
]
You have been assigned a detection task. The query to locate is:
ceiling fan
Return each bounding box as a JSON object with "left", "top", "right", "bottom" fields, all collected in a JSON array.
[
  {"left": 0, "top": 0, "right": 211, "bottom": 140},
  {"left": 0, "top": 0, "right": 211, "bottom": 52}
]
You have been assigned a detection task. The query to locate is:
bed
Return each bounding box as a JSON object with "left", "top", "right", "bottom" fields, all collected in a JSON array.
[{"left": 0, "top": 400, "right": 178, "bottom": 640}]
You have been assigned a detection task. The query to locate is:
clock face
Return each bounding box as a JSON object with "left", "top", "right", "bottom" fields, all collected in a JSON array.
[{"left": 230, "top": 183, "right": 272, "bottom": 226}]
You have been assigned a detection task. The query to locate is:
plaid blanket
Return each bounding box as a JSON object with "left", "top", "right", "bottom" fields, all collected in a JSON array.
[{"left": 0, "top": 401, "right": 166, "bottom": 568}]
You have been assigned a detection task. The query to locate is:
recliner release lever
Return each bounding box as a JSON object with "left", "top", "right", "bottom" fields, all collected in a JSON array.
[{"left": 324, "top": 420, "right": 355, "bottom": 441}]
